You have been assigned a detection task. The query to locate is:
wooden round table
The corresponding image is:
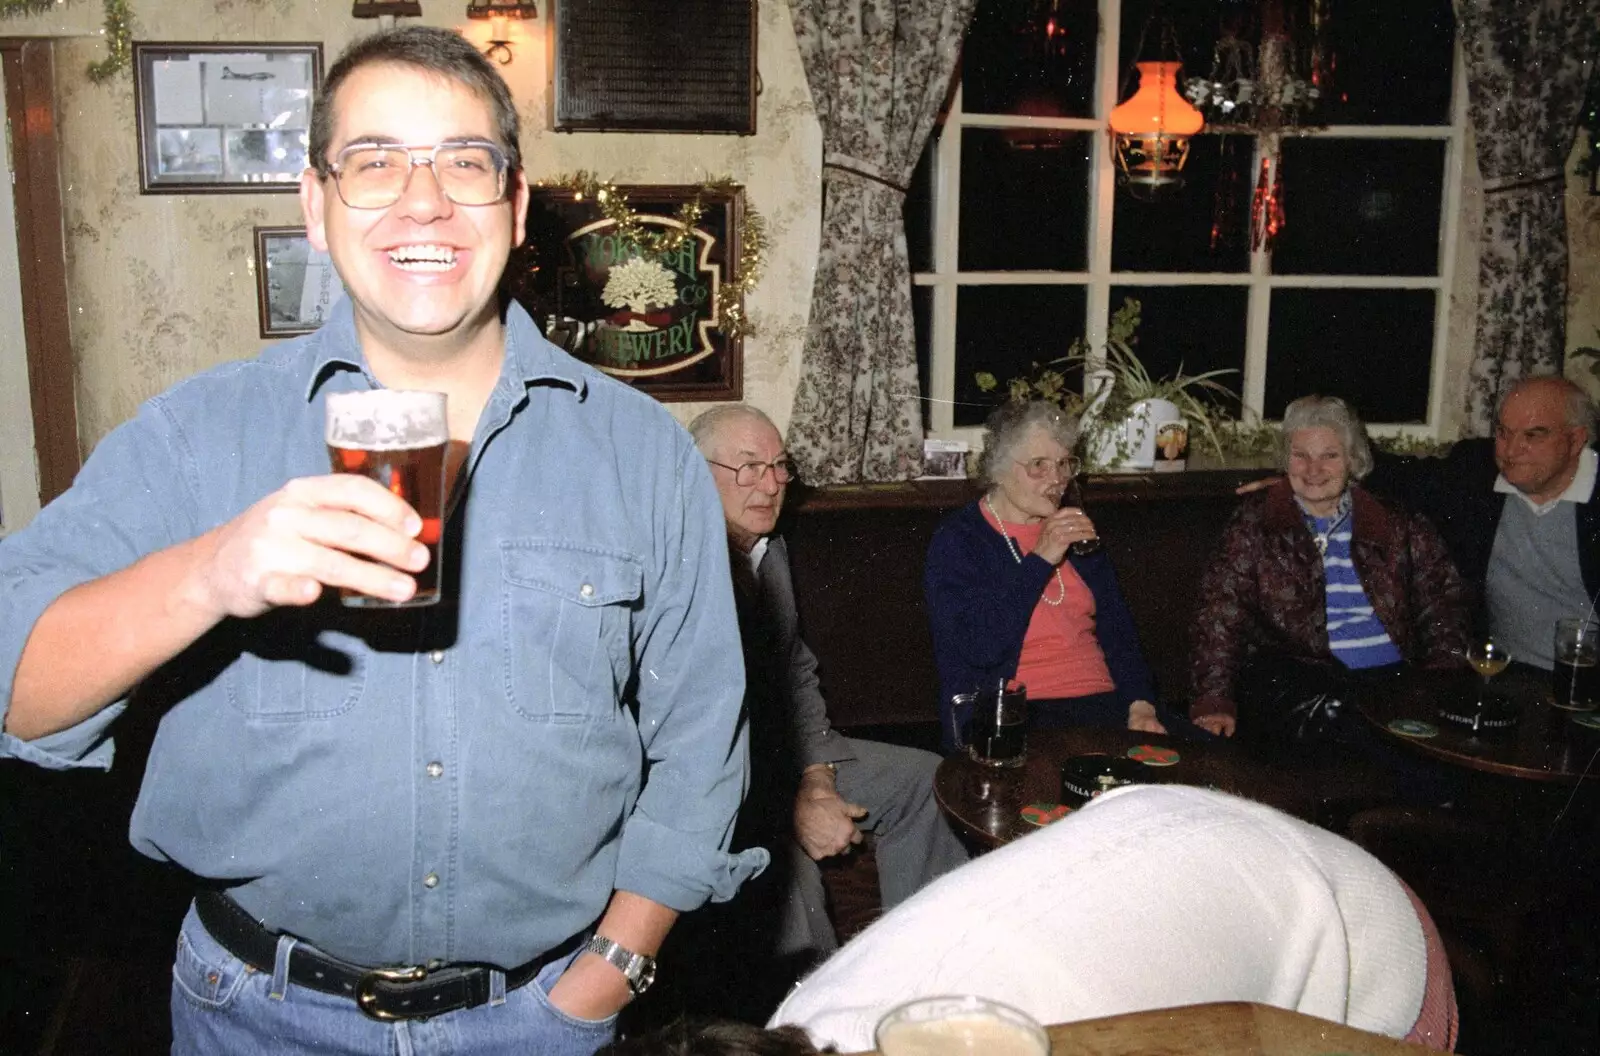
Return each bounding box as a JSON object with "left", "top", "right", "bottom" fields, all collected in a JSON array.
[
  {"left": 1354, "top": 668, "right": 1600, "bottom": 784},
  {"left": 933, "top": 725, "right": 1394, "bottom": 850}
]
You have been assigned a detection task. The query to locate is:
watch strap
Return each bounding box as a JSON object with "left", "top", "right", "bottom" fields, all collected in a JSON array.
[{"left": 585, "top": 934, "right": 657, "bottom": 995}]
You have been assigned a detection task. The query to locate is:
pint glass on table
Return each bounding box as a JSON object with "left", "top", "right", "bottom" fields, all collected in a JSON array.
[
  {"left": 875, "top": 995, "right": 1049, "bottom": 1056},
  {"left": 1552, "top": 617, "right": 1600, "bottom": 711},
  {"left": 324, "top": 389, "right": 448, "bottom": 608}
]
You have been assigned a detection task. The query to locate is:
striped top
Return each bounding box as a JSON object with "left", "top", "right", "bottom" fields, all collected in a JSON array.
[{"left": 1306, "top": 494, "right": 1403, "bottom": 670}]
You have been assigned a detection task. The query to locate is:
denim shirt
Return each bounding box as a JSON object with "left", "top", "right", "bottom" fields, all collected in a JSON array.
[{"left": 0, "top": 299, "right": 766, "bottom": 968}]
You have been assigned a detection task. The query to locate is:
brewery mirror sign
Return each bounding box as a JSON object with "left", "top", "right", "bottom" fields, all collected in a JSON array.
[{"left": 506, "top": 184, "right": 744, "bottom": 402}]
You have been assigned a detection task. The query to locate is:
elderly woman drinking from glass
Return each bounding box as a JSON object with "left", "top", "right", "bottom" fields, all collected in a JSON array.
[
  {"left": 925, "top": 401, "right": 1181, "bottom": 748},
  {"left": 1188, "top": 395, "right": 1469, "bottom": 743}
]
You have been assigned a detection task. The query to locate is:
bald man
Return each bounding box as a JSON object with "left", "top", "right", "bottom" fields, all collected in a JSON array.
[{"left": 1367, "top": 376, "right": 1600, "bottom": 669}]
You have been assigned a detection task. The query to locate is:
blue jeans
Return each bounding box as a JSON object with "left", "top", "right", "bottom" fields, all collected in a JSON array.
[{"left": 170, "top": 903, "right": 616, "bottom": 1056}]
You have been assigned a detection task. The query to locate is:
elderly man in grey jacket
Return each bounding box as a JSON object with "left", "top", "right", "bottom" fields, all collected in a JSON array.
[{"left": 688, "top": 405, "right": 968, "bottom": 966}]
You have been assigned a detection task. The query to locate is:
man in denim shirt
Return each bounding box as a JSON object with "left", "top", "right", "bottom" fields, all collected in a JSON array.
[{"left": 0, "top": 27, "right": 762, "bottom": 1056}]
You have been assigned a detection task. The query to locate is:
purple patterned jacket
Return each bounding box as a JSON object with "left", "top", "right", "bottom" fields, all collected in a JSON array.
[{"left": 1188, "top": 480, "right": 1470, "bottom": 721}]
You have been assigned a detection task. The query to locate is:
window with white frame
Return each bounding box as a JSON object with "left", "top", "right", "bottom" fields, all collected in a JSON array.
[{"left": 909, "top": 0, "right": 1464, "bottom": 444}]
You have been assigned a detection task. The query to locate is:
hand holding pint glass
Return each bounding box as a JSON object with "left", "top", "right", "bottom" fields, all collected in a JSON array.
[{"left": 325, "top": 390, "right": 449, "bottom": 608}]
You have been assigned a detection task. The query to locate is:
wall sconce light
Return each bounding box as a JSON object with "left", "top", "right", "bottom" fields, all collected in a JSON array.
[{"left": 467, "top": 0, "right": 539, "bottom": 65}]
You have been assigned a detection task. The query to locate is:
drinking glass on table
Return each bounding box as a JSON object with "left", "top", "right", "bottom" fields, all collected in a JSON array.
[
  {"left": 324, "top": 389, "right": 449, "bottom": 608},
  {"left": 954, "top": 680, "right": 1028, "bottom": 769},
  {"left": 1465, "top": 637, "right": 1511, "bottom": 708},
  {"left": 1552, "top": 618, "right": 1600, "bottom": 712},
  {"left": 875, "top": 995, "right": 1049, "bottom": 1056}
]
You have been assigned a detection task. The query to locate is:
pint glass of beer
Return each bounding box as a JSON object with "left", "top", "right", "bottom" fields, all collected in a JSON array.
[
  {"left": 875, "top": 995, "right": 1049, "bottom": 1056},
  {"left": 1552, "top": 617, "right": 1600, "bottom": 711},
  {"left": 325, "top": 389, "right": 448, "bottom": 608}
]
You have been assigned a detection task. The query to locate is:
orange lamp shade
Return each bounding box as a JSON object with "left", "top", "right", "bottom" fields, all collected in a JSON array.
[{"left": 1108, "top": 62, "right": 1204, "bottom": 137}]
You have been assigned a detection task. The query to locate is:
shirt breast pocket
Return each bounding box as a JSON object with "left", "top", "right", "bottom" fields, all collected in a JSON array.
[
  {"left": 224, "top": 610, "right": 367, "bottom": 722},
  {"left": 501, "top": 540, "right": 643, "bottom": 723}
]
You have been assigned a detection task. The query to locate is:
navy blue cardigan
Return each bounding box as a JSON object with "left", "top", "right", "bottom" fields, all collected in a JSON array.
[{"left": 924, "top": 501, "right": 1157, "bottom": 745}]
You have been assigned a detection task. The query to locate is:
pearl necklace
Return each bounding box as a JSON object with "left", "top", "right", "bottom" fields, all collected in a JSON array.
[{"left": 985, "top": 495, "right": 1067, "bottom": 607}]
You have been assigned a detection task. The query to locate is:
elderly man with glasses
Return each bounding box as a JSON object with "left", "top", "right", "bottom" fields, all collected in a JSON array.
[{"left": 674, "top": 405, "right": 968, "bottom": 1018}]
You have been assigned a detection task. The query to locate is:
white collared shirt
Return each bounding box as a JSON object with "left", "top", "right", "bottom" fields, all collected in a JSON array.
[
  {"left": 746, "top": 535, "right": 771, "bottom": 576},
  {"left": 1494, "top": 447, "right": 1598, "bottom": 515}
]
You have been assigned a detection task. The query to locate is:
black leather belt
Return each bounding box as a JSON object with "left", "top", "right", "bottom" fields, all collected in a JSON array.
[{"left": 194, "top": 890, "right": 556, "bottom": 1021}]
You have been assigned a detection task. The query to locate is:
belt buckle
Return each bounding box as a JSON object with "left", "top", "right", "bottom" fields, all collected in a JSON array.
[{"left": 355, "top": 965, "right": 427, "bottom": 1021}]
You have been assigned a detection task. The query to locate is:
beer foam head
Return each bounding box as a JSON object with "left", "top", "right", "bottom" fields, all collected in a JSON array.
[
  {"left": 876, "top": 996, "right": 1049, "bottom": 1056},
  {"left": 326, "top": 389, "right": 448, "bottom": 449}
]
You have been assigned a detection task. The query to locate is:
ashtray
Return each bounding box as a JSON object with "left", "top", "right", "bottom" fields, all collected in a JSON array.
[
  {"left": 1437, "top": 693, "right": 1519, "bottom": 735},
  {"left": 1060, "top": 754, "right": 1146, "bottom": 807}
]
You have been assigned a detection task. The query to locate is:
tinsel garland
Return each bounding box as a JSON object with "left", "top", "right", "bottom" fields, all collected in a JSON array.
[
  {"left": 0, "top": 0, "right": 134, "bottom": 81},
  {"left": 536, "top": 172, "right": 767, "bottom": 340},
  {"left": 87, "top": 0, "right": 133, "bottom": 83}
]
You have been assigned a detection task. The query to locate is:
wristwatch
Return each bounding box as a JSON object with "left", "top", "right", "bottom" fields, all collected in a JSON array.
[{"left": 585, "top": 934, "right": 658, "bottom": 995}]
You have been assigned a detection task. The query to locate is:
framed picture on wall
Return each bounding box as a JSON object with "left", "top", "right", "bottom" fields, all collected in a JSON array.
[
  {"left": 254, "top": 226, "right": 345, "bottom": 338},
  {"left": 503, "top": 185, "right": 745, "bottom": 402},
  {"left": 135, "top": 42, "right": 323, "bottom": 194}
]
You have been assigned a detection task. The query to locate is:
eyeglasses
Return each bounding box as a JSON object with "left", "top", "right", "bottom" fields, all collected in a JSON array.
[
  {"left": 1015, "top": 456, "right": 1080, "bottom": 480},
  {"left": 324, "top": 140, "right": 511, "bottom": 210},
  {"left": 708, "top": 458, "right": 798, "bottom": 486}
]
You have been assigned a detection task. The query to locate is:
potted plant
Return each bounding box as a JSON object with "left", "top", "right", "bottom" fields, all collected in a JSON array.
[{"left": 975, "top": 298, "right": 1241, "bottom": 472}]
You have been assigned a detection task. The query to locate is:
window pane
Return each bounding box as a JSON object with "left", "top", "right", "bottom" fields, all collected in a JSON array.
[
  {"left": 906, "top": 135, "right": 936, "bottom": 274},
  {"left": 963, "top": 0, "right": 1098, "bottom": 119},
  {"left": 959, "top": 129, "right": 1091, "bottom": 272},
  {"left": 913, "top": 284, "right": 934, "bottom": 432},
  {"left": 1271, "top": 139, "right": 1445, "bottom": 276},
  {"left": 954, "top": 284, "right": 1087, "bottom": 427},
  {"left": 1112, "top": 135, "right": 1253, "bottom": 273},
  {"left": 1313, "top": 0, "right": 1454, "bottom": 126},
  {"left": 1265, "top": 289, "right": 1434, "bottom": 422},
  {"left": 1108, "top": 286, "right": 1247, "bottom": 406}
]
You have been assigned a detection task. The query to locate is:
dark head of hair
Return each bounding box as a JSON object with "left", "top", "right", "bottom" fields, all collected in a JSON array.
[
  {"left": 307, "top": 25, "right": 522, "bottom": 178},
  {"left": 599, "top": 1019, "right": 826, "bottom": 1056}
]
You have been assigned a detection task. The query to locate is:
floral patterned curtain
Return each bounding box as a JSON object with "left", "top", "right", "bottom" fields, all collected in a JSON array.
[
  {"left": 1457, "top": 0, "right": 1600, "bottom": 434},
  {"left": 786, "top": 0, "right": 976, "bottom": 483}
]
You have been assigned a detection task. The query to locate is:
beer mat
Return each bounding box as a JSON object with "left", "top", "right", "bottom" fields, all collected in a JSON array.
[
  {"left": 1572, "top": 713, "right": 1600, "bottom": 731},
  {"left": 1127, "top": 744, "right": 1180, "bottom": 766},
  {"left": 1387, "top": 719, "right": 1439, "bottom": 739},
  {"left": 1019, "top": 802, "right": 1071, "bottom": 827}
]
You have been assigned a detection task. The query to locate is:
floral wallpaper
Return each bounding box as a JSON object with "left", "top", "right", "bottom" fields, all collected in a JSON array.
[{"left": 10, "top": 0, "right": 819, "bottom": 451}]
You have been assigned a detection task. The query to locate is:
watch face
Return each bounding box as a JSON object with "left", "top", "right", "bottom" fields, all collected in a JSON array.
[{"left": 633, "top": 958, "right": 657, "bottom": 994}]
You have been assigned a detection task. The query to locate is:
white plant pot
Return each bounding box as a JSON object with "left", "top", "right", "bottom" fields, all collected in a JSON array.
[{"left": 1091, "top": 397, "right": 1184, "bottom": 471}]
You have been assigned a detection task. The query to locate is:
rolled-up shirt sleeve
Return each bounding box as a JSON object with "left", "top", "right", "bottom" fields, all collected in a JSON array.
[
  {"left": 614, "top": 443, "right": 767, "bottom": 911},
  {"left": 0, "top": 398, "right": 194, "bottom": 769}
]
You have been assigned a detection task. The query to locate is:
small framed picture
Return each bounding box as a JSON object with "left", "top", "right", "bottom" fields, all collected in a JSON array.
[
  {"left": 254, "top": 226, "right": 346, "bottom": 338},
  {"left": 135, "top": 42, "right": 322, "bottom": 194},
  {"left": 918, "top": 439, "right": 971, "bottom": 480}
]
